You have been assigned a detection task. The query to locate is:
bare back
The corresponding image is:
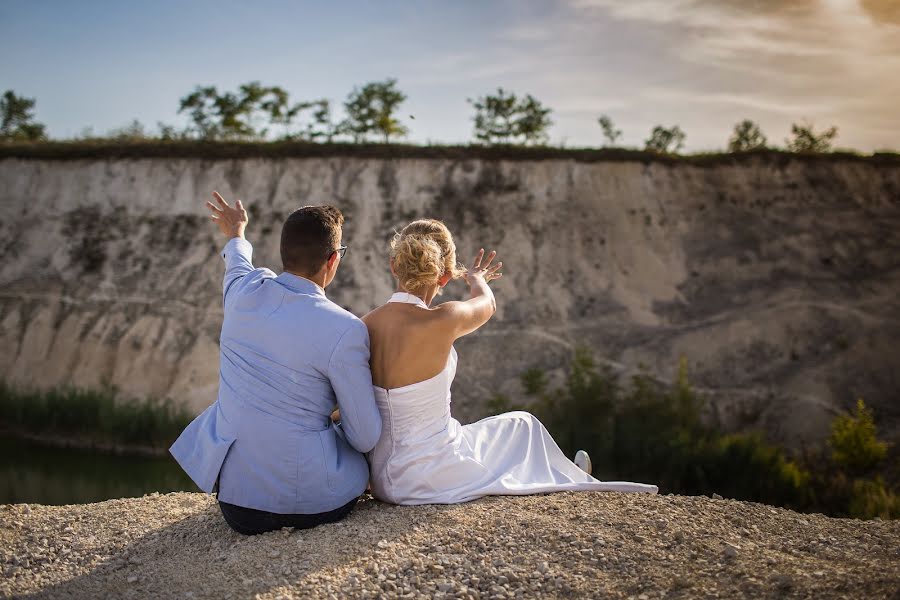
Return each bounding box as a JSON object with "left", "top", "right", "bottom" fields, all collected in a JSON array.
[{"left": 362, "top": 302, "right": 456, "bottom": 390}]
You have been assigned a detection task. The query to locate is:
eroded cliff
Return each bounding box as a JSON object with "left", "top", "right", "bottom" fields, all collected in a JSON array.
[{"left": 2, "top": 153, "right": 898, "bottom": 446}]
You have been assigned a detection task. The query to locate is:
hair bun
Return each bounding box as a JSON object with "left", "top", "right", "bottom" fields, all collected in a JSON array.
[{"left": 390, "top": 220, "right": 465, "bottom": 296}]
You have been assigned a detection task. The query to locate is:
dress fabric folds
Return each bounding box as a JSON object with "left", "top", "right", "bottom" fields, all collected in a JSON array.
[{"left": 367, "top": 293, "right": 659, "bottom": 505}]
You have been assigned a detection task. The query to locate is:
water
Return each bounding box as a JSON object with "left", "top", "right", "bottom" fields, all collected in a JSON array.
[{"left": 0, "top": 436, "right": 198, "bottom": 505}]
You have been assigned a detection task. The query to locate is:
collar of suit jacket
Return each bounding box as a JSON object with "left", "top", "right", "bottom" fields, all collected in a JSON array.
[{"left": 275, "top": 272, "right": 326, "bottom": 295}]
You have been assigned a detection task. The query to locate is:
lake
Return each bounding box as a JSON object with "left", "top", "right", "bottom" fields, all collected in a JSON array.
[{"left": 0, "top": 436, "right": 198, "bottom": 505}]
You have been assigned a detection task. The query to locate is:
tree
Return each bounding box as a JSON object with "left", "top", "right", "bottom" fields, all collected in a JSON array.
[
  {"left": 0, "top": 90, "right": 47, "bottom": 141},
  {"left": 597, "top": 114, "right": 622, "bottom": 147},
  {"left": 468, "top": 88, "right": 553, "bottom": 145},
  {"left": 107, "top": 119, "right": 148, "bottom": 141},
  {"left": 829, "top": 399, "right": 888, "bottom": 474},
  {"left": 644, "top": 125, "right": 686, "bottom": 153},
  {"left": 786, "top": 121, "right": 838, "bottom": 153},
  {"left": 339, "top": 79, "right": 408, "bottom": 143},
  {"left": 469, "top": 88, "right": 519, "bottom": 144},
  {"left": 728, "top": 119, "right": 767, "bottom": 152},
  {"left": 301, "top": 99, "right": 336, "bottom": 142},
  {"left": 177, "top": 82, "right": 300, "bottom": 140},
  {"left": 516, "top": 94, "right": 553, "bottom": 145}
]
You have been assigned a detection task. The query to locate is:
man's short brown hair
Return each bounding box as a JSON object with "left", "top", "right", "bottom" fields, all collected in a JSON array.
[{"left": 280, "top": 205, "right": 344, "bottom": 276}]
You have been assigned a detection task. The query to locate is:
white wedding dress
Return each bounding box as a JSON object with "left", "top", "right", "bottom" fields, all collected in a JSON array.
[{"left": 367, "top": 293, "right": 659, "bottom": 505}]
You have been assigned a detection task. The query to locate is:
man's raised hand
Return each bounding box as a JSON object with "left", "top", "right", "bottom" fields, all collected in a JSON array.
[{"left": 206, "top": 191, "right": 249, "bottom": 240}]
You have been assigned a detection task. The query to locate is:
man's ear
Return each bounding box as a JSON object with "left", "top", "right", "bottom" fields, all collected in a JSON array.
[
  {"left": 438, "top": 272, "right": 452, "bottom": 288},
  {"left": 327, "top": 251, "right": 339, "bottom": 271}
]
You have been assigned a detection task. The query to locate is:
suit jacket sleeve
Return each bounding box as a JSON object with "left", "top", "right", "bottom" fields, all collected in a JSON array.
[
  {"left": 221, "top": 237, "right": 256, "bottom": 305},
  {"left": 328, "top": 320, "right": 383, "bottom": 453}
]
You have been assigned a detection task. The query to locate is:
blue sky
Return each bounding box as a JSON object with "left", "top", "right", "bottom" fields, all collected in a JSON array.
[{"left": 2, "top": 0, "right": 898, "bottom": 151}]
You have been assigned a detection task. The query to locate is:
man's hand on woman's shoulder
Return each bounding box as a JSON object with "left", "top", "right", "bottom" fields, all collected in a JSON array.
[{"left": 206, "top": 191, "right": 249, "bottom": 240}]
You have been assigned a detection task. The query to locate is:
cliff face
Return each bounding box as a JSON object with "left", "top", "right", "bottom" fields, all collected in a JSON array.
[{"left": 1, "top": 155, "right": 898, "bottom": 446}]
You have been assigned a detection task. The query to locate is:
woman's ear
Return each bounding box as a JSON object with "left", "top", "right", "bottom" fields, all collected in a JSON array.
[
  {"left": 438, "top": 272, "right": 452, "bottom": 288},
  {"left": 389, "top": 257, "right": 397, "bottom": 278}
]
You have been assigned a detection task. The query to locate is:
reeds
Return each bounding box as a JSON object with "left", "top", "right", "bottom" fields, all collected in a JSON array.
[{"left": 0, "top": 381, "right": 192, "bottom": 449}]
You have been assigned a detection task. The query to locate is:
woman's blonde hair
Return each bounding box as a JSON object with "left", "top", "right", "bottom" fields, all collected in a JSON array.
[{"left": 390, "top": 219, "right": 465, "bottom": 295}]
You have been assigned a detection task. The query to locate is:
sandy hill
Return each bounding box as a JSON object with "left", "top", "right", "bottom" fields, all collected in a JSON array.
[{"left": 1, "top": 491, "right": 898, "bottom": 599}]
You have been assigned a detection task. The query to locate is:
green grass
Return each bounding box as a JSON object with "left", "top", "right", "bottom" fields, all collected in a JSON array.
[
  {"left": 0, "top": 380, "right": 192, "bottom": 450},
  {"left": 1, "top": 139, "right": 898, "bottom": 166}
]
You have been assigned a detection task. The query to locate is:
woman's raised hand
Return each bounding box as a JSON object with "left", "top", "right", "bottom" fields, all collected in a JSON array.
[{"left": 464, "top": 248, "right": 503, "bottom": 287}]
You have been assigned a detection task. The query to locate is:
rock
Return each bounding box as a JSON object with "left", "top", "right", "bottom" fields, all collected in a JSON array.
[
  {"left": 712, "top": 493, "right": 723, "bottom": 500},
  {"left": 126, "top": 576, "right": 138, "bottom": 583},
  {"left": 723, "top": 543, "right": 740, "bottom": 559},
  {"left": 773, "top": 574, "right": 795, "bottom": 591}
]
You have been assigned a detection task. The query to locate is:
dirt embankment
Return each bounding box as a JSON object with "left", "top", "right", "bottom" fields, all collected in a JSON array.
[
  {"left": 3, "top": 155, "right": 900, "bottom": 449},
  {"left": 1, "top": 491, "right": 898, "bottom": 599}
]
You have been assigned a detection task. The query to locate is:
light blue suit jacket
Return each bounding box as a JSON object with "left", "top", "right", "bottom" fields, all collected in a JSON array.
[{"left": 170, "top": 238, "right": 382, "bottom": 514}]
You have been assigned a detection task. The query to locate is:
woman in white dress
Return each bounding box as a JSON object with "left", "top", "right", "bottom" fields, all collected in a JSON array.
[{"left": 362, "top": 219, "right": 658, "bottom": 505}]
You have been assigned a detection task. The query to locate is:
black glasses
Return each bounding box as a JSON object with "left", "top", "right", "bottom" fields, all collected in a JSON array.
[{"left": 334, "top": 245, "right": 348, "bottom": 259}]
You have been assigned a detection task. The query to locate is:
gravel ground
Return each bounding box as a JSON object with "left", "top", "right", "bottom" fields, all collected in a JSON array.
[{"left": 1, "top": 491, "right": 898, "bottom": 599}]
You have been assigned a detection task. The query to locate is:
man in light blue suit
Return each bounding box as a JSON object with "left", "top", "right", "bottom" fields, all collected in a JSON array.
[{"left": 170, "top": 192, "right": 382, "bottom": 535}]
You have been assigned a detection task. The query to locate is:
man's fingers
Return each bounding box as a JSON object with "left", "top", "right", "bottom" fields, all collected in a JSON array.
[
  {"left": 206, "top": 200, "right": 222, "bottom": 213},
  {"left": 212, "top": 191, "right": 230, "bottom": 209},
  {"left": 209, "top": 214, "right": 219, "bottom": 221}
]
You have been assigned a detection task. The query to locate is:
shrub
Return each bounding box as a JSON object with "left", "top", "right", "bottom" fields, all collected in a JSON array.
[
  {"left": 728, "top": 120, "right": 767, "bottom": 152},
  {"left": 786, "top": 122, "right": 838, "bottom": 153},
  {"left": 644, "top": 125, "right": 686, "bottom": 153},
  {"left": 522, "top": 348, "right": 811, "bottom": 509},
  {"left": 829, "top": 399, "right": 888, "bottom": 474},
  {"left": 848, "top": 477, "right": 900, "bottom": 520}
]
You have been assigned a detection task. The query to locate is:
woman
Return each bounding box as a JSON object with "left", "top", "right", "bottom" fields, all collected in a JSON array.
[{"left": 362, "top": 219, "right": 658, "bottom": 505}]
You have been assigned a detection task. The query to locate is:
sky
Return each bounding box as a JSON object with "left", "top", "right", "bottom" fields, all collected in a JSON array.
[{"left": 1, "top": 0, "right": 898, "bottom": 151}]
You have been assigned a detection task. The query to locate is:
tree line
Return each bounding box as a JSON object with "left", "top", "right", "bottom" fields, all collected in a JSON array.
[{"left": 2, "top": 81, "right": 847, "bottom": 153}]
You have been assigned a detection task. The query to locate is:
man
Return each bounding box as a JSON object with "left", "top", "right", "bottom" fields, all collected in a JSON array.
[{"left": 170, "top": 192, "right": 382, "bottom": 535}]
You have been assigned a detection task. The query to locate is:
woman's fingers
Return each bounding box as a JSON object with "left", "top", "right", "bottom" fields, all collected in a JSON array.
[
  {"left": 480, "top": 250, "right": 497, "bottom": 271},
  {"left": 486, "top": 261, "right": 502, "bottom": 275},
  {"left": 472, "top": 248, "right": 485, "bottom": 269}
]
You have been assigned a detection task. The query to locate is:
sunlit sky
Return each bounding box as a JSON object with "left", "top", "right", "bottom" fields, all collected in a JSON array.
[{"left": 2, "top": 0, "right": 898, "bottom": 151}]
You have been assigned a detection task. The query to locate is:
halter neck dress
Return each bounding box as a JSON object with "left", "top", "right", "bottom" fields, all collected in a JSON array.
[{"left": 366, "top": 292, "right": 659, "bottom": 505}]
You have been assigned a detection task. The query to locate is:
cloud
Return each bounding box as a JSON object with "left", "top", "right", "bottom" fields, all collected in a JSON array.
[
  {"left": 560, "top": 0, "right": 899, "bottom": 150},
  {"left": 860, "top": 0, "right": 900, "bottom": 25}
]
